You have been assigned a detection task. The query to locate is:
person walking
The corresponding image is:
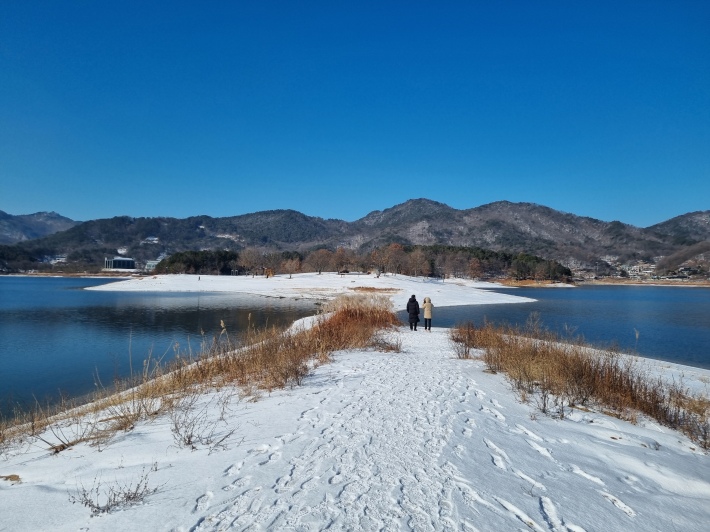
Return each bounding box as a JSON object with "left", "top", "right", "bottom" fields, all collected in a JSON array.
[
  {"left": 422, "top": 297, "right": 433, "bottom": 331},
  {"left": 406, "top": 294, "right": 420, "bottom": 331}
]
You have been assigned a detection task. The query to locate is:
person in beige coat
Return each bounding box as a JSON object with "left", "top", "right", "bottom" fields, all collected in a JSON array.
[{"left": 422, "top": 297, "right": 433, "bottom": 331}]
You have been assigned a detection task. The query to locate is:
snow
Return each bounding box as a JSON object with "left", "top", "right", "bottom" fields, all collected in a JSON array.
[
  {"left": 86, "top": 271, "right": 535, "bottom": 307},
  {"left": 2, "top": 273, "right": 709, "bottom": 531}
]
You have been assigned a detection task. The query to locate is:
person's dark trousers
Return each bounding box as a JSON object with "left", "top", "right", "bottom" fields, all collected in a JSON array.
[{"left": 424, "top": 318, "right": 431, "bottom": 330}]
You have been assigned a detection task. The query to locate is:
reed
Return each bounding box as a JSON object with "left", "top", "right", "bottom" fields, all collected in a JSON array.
[{"left": 450, "top": 321, "right": 710, "bottom": 449}]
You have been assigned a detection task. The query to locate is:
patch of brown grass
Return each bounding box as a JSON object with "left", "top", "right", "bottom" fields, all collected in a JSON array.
[
  {"left": 348, "top": 286, "right": 400, "bottom": 293},
  {"left": 450, "top": 321, "right": 710, "bottom": 449}
]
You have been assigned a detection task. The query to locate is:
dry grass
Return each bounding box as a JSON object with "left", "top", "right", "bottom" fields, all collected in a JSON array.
[
  {"left": 0, "top": 295, "right": 402, "bottom": 454},
  {"left": 348, "top": 286, "right": 400, "bottom": 293},
  {"left": 450, "top": 321, "right": 710, "bottom": 449}
]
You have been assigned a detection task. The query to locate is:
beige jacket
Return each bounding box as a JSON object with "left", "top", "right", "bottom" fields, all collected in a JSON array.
[{"left": 422, "top": 297, "right": 433, "bottom": 319}]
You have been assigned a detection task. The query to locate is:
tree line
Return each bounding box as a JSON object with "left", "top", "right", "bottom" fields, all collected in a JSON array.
[{"left": 152, "top": 244, "right": 572, "bottom": 281}]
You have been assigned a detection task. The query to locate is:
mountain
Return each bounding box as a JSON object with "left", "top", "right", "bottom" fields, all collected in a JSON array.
[
  {"left": 349, "top": 200, "right": 706, "bottom": 266},
  {"left": 646, "top": 211, "right": 710, "bottom": 246},
  {"left": 3, "top": 200, "right": 709, "bottom": 271},
  {"left": 0, "top": 210, "right": 79, "bottom": 245}
]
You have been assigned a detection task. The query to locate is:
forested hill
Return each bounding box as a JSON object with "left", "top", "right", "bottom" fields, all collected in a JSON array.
[{"left": 1, "top": 200, "right": 708, "bottom": 273}]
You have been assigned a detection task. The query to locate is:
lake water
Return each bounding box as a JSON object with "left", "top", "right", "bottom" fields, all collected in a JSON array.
[
  {"left": 0, "top": 277, "right": 318, "bottom": 415},
  {"left": 418, "top": 285, "right": 710, "bottom": 370},
  {"left": 2, "top": 278, "right": 709, "bottom": 417}
]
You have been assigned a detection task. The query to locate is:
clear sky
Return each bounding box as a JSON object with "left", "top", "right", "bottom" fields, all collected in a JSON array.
[{"left": 1, "top": 1, "right": 708, "bottom": 227}]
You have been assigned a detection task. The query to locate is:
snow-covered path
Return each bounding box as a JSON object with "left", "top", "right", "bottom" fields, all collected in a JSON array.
[
  {"left": 186, "top": 329, "right": 709, "bottom": 532},
  {"left": 194, "top": 331, "right": 470, "bottom": 531}
]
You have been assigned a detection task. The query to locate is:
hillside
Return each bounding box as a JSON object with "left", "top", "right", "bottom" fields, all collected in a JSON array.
[
  {"left": 0, "top": 210, "right": 78, "bottom": 245},
  {"left": 2, "top": 200, "right": 709, "bottom": 272}
]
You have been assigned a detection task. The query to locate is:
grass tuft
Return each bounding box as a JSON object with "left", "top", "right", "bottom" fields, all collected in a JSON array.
[{"left": 449, "top": 321, "right": 710, "bottom": 448}]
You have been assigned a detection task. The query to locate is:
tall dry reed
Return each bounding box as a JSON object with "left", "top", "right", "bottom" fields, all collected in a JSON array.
[{"left": 450, "top": 321, "right": 710, "bottom": 449}]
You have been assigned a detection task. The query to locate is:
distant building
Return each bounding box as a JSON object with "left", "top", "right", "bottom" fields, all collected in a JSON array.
[
  {"left": 104, "top": 257, "right": 136, "bottom": 270},
  {"left": 145, "top": 260, "right": 160, "bottom": 271}
]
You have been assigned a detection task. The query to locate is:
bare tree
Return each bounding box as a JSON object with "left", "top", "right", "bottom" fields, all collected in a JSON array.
[
  {"left": 304, "top": 249, "right": 334, "bottom": 274},
  {"left": 333, "top": 247, "right": 355, "bottom": 273},
  {"left": 282, "top": 258, "right": 301, "bottom": 279},
  {"left": 384, "top": 243, "right": 406, "bottom": 275},
  {"left": 262, "top": 252, "right": 281, "bottom": 274},
  {"left": 409, "top": 248, "right": 428, "bottom": 277},
  {"left": 239, "top": 248, "right": 263, "bottom": 277},
  {"left": 468, "top": 258, "right": 483, "bottom": 279}
]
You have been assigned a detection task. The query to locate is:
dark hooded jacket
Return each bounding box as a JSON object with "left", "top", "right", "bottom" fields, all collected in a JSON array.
[{"left": 406, "top": 296, "right": 420, "bottom": 323}]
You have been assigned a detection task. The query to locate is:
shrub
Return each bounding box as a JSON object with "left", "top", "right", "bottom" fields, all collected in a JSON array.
[{"left": 450, "top": 321, "right": 710, "bottom": 448}]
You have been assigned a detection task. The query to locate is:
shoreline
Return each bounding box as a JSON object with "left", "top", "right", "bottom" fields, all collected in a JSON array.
[
  {"left": 85, "top": 271, "right": 538, "bottom": 308},
  {"left": 9, "top": 271, "right": 709, "bottom": 288}
]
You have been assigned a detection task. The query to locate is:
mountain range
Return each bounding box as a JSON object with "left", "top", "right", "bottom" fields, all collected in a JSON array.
[
  {"left": 0, "top": 210, "right": 78, "bottom": 245},
  {"left": 1, "top": 200, "right": 709, "bottom": 271}
]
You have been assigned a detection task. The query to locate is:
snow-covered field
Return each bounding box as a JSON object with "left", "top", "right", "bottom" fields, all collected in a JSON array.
[
  {"left": 2, "top": 273, "right": 709, "bottom": 531},
  {"left": 86, "top": 271, "right": 537, "bottom": 307}
]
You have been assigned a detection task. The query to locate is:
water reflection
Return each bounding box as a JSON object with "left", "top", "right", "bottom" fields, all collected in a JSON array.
[
  {"left": 420, "top": 286, "right": 710, "bottom": 370},
  {"left": 0, "top": 277, "right": 318, "bottom": 415}
]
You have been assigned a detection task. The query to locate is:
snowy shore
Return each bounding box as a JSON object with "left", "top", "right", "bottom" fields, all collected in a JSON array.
[
  {"left": 2, "top": 273, "right": 709, "bottom": 531},
  {"left": 86, "top": 271, "right": 537, "bottom": 307}
]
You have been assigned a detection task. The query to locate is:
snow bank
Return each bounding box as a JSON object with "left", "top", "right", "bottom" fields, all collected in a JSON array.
[{"left": 87, "top": 271, "right": 536, "bottom": 307}]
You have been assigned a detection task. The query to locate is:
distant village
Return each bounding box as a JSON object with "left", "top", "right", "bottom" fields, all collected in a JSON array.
[{"left": 569, "top": 256, "right": 708, "bottom": 283}]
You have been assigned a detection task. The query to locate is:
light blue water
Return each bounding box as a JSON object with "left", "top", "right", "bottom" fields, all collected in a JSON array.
[
  {"left": 404, "top": 285, "right": 710, "bottom": 369},
  {"left": 0, "top": 277, "right": 318, "bottom": 414}
]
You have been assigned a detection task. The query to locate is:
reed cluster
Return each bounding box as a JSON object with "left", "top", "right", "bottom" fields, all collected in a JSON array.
[
  {"left": 1, "top": 295, "right": 401, "bottom": 454},
  {"left": 450, "top": 321, "right": 710, "bottom": 449}
]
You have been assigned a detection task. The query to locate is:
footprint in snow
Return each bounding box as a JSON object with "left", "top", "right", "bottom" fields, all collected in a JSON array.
[
  {"left": 223, "top": 476, "right": 250, "bottom": 492},
  {"left": 571, "top": 464, "right": 605, "bottom": 486},
  {"left": 538, "top": 496, "right": 588, "bottom": 532},
  {"left": 273, "top": 474, "right": 292, "bottom": 493},
  {"left": 484, "top": 438, "right": 512, "bottom": 465},
  {"left": 225, "top": 461, "right": 244, "bottom": 476},
  {"left": 491, "top": 454, "right": 507, "bottom": 470},
  {"left": 479, "top": 406, "right": 506, "bottom": 423},
  {"left": 454, "top": 444, "right": 465, "bottom": 458},
  {"left": 527, "top": 439, "right": 554, "bottom": 460},
  {"left": 259, "top": 450, "right": 282, "bottom": 466},
  {"left": 193, "top": 491, "right": 213, "bottom": 513},
  {"left": 298, "top": 407, "right": 318, "bottom": 421},
  {"left": 513, "top": 469, "right": 546, "bottom": 492},
  {"left": 494, "top": 496, "right": 546, "bottom": 532},
  {"left": 329, "top": 471, "right": 344, "bottom": 484},
  {"left": 514, "top": 423, "right": 544, "bottom": 442},
  {"left": 249, "top": 443, "right": 276, "bottom": 459},
  {"left": 599, "top": 490, "right": 636, "bottom": 517},
  {"left": 277, "top": 432, "right": 302, "bottom": 445}
]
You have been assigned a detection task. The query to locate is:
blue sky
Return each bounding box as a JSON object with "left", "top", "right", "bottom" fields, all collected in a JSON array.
[{"left": 1, "top": 1, "right": 708, "bottom": 227}]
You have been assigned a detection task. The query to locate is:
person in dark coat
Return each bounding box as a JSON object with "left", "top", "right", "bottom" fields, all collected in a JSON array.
[{"left": 406, "top": 294, "right": 420, "bottom": 331}]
